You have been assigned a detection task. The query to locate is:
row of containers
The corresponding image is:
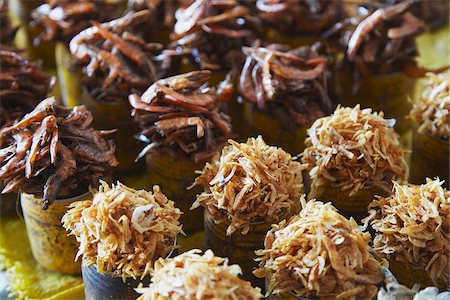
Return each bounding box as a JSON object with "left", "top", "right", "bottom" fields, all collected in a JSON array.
[{"left": 1, "top": 0, "right": 449, "bottom": 299}]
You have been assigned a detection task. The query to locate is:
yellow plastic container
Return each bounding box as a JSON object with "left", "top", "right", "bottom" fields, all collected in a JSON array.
[
  {"left": 20, "top": 191, "right": 92, "bottom": 275},
  {"left": 410, "top": 127, "right": 449, "bottom": 188},
  {"left": 389, "top": 259, "right": 447, "bottom": 290},
  {"left": 243, "top": 102, "right": 311, "bottom": 155},
  {"left": 146, "top": 149, "right": 204, "bottom": 233},
  {"left": 55, "top": 42, "right": 83, "bottom": 108},
  {"left": 315, "top": 185, "right": 389, "bottom": 221},
  {"left": 204, "top": 209, "right": 290, "bottom": 288},
  {"left": 340, "top": 70, "right": 416, "bottom": 136},
  {"left": 9, "top": 0, "right": 55, "bottom": 67}
]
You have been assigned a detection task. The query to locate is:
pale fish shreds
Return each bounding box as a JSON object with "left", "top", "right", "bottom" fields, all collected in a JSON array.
[
  {"left": 191, "top": 136, "right": 305, "bottom": 236},
  {"left": 254, "top": 200, "right": 383, "bottom": 300},
  {"left": 135, "top": 249, "right": 263, "bottom": 300},
  {"left": 363, "top": 178, "right": 450, "bottom": 286},
  {"left": 62, "top": 181, "right": 183, "bottom": 280},
  {"left": 410, "top": 73, "right": 450, "bottom": 140},
  {"left": 302, "top": 105, "right": 408, "bottom": 198}
]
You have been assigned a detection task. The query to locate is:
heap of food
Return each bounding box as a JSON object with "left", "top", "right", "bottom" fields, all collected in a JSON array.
[
  {"left": 256, "top": 0, "right": 345, "bottom": 36},
  {"left": 0, "top": 98, "right": 117, "bottom": 209},
  {"left": 254, "top": 200, "right": 383, "bottom": 299},
  {"left": 62, "top": 181, "right": 183, "bottom": 280},
  {"left": 363, "top": 178, "right": 449, "bottom": 286},
  {"left": 32, "top": 0, "right": 123, "bottom": 44},
  {"left": 239, "top": 43, "right": 331, "bottom": 132},
  {"left": 0, "top": 50, "right": 54, "bottom": 128},
  {"left": 135, "top": 249, "right": 262, "bottom": 300},
  {"left": 70, "top": 10, "right": 171, "bottom": 103},
  {"left": 410, "top": 73, "right": 450, "bottom": 140},
  {"left": 0, "top": 0, "right": 18, "bottom": 47},
  {"left": 192, "top": 136, "right": 305, "bottom": 235},
  {"left": 129, "top": 71, "right": 233, "bottom": 163},
  {"left": 336, "top": 0, "right": 426, "bottom": 80},
  {"left": 302, "top": 105, "right": 408, "bottom": 198},
  {"left": 171, "top": 0, "right": 261, "bottom": 70}
]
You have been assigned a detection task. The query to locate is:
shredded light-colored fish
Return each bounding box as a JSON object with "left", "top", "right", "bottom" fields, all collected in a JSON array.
[
  {"left": 410, "top": 73, "right": 450, "bottom": 140},
  {"left": 192, "top": 136, "right": 305, "bottom": 235},
  {"left": 135, "top": 249, "right": 263, "bottom": 300},
  {"left": 363, "top": 178, "right": 449, "bottom": 286},
  {"left": 254, "top": 200, "right": 383, "bottom": 300},
  {"left": 62, "top": 181, "right": 183, "bottom": 280},
  {"left": 302, "top": 105, "right": 408, "bottom": 198}
]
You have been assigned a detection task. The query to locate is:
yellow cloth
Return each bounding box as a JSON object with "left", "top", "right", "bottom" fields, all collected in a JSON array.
[{"left": 0, "top": 217, "right": 84, "bottom": 300}]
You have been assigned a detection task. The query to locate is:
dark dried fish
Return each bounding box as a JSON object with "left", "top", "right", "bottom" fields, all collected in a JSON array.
[
  {"left": 0, "top": 97, "right": 118, "bottom": 209},
  {"left": 0, "top": 50, "right": 54, "bottom": 129},
  {"left": 238, "top": 42, "right": 330, "bottom": 133},
  {"left": 129, "top": 70, "right": 233, "bottom": 163},
  {"left": 0, "top": 0, "right": 19, "bottom": 46},
  {"left": 70, "top": 10, "right": 176, "bottom": 103},
  {"left": 130, "top": 0, "right": 187, "bottom": 29},
  {"left": 171, "top": 0, "right": 262, "bottom": 70},
  {"left": 256, "top": 0, "right": 345, "bottom": 36},
  {"left": 32, "top": 0, "right": 123, "bottom": 44}
]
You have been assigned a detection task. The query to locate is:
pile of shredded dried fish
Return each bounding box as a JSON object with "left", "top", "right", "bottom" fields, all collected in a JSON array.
[
  {"left": 70, "top": 10, "right": 174, "bottom": 103},
  {"left": 135, "top": 249, "right": 262, "bottom": 300},
  {"left": 192, "top": 136, "right": 305, "bottom": 235},
  {"left": 129, "top": 70, "right": 233, "bottom": 163},
  {"left": 0, "top": 50, "right": 54, "bottom": 128},
  {"left": 63, "top": 181, "right": 183, "bottom": 280},
  {"left": 410, "top": 73, "right": 450, "bottom": 140},
  {"left": 171, "top": 0, "right": 261, "bottom": 70},
  {"left": 331, "top": 1, "right": 448, "bottom": 80},
  {"left": 0, "top": 0, "right": 18, "bottom": 46},
  {"left": 362, "top": 178, "right": 449, "bottom": 286},
  {"left": 256, "top": 0, "right": 345, "bottom": 36},
  {"left": 32, "top": 0, "right": 122, "bottom": 44},
  {"left": 302, "top": 105, "right": 408, "bottom": 198},
  {"left": 254, "top": 200, "right": 383, "bottom": 299},
  {"left": 378, "top": 267, "right": 450, "bottom": 300},
  {"left": 239, "top": 42, "right": 331, "bottom": 133},
  {"left": 0, "top": 98, "right": 118, "bottom": 209}
]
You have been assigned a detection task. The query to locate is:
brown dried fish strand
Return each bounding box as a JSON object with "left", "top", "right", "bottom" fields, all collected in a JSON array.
[
  {"left": 239, "top": 43, "right": 331, "bottom": 132},
  {"left": 256, "top": 0, "right": 345, "bottom": 36},
  {"left": 362, "top": 178, "right": 449, "bottom": 286},
  {"left": 0, "top": 97, "right": 117, "bottom": 209},
  {"left": 0, "top": 0, "right": 18, "bottom": 45},
  {"left": 0, "top": 50, "right": 54, "bottom": 128},
  {"left": 32, "top": 0, "right": 122, "bottom": 44},
  {"left": 254, "top": 200, "right": 383, "bottom": 299},
  {"left": 129, "top": 70, "right": 232, "bottom": 163},
  {"left": 62, "top": 181, "right": 183, "bottom": 280},
  {"left": 192, "top": 136, "right": 305, "bottom": 235},
  {"left": 171, "top": 0, "right": 261, "bottom": 70},
  {"left": 135, "top": 249, "right": 263, "bottom": 300},
  {"left": 410, "top": 73, "right": 450, "bottom": 140},
  {"left": 302, "top": 105, "right": 408, "bottom": 198}
]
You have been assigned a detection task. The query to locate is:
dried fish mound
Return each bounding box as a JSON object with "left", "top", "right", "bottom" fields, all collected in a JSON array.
[
  {"left": 129, "top": 70, "right": 232, "bottom": 163},
  {"left": 239, "top": 43, "right": 331, "bottom": 133},
  {"left": 192, "top": 136, "right": 305, "bottom": 235},
  {"left": 32, "top": 0, "right": 122, "bottom": 44},
  {"left": 0, "top": 50, "right": 54, "bottom": 128},
  {"left": 254, "top": 200, "right": 383, "bottom": 300},
  {"left": 62, "top": 181, "right": 183, "bottom": 280},
  {"left": 302, "top": 105, "right": 408, "bottom": 198},
  {"left": 171, "top": 0, "right": 261, "bottom": 70},
  {"left": 363, "top": 178, "right": 449, "bottom": 286},
  {"left": 256, "top": 0, "right": 345, "bottom": 36},
  {"left": 410, "top": 73, "right": 450, "bottom": 140},
  {"left": 0, "top": 97, "right": 117, "bottom": 209},
  {"left": 135, "top": 249, "right": 262, "bottom": 300},
  {"left": 70, "top": 10, "right": 172, "bottom": 103}
]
